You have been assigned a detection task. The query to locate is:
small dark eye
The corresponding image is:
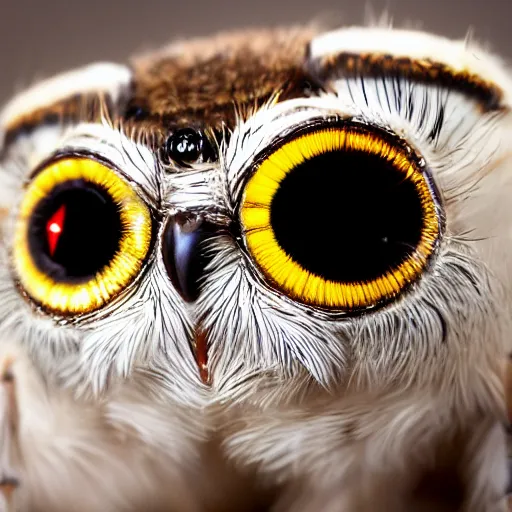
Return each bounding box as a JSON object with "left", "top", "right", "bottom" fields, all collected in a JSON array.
[{"left": 166, "top": 128, "right": 207, "bottom": 165}]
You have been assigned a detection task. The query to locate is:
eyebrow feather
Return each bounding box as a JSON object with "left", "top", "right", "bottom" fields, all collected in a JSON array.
[{"left": 308, "top": 52, "right": 504, "bottom": 112}]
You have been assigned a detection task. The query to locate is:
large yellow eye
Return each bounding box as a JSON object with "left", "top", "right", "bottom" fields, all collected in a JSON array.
[
  {"left": 240, "top": 123, "right": 441, "bottom": 310},
  {"left": 14, "top": 157, "right": 152, "bottom": 315}
]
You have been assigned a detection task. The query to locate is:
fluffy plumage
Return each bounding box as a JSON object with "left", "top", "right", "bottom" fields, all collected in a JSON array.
[{"left": 0, "top": 24, "right": 511, "bottom": 511}]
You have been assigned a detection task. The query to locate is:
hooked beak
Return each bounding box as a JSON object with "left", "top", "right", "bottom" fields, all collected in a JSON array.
[
  {"left": 161, "top": 213, "right": 218, "bottom": 384},
  {"left": 162, "top": 213, "right": 217, "bottom": 303}
]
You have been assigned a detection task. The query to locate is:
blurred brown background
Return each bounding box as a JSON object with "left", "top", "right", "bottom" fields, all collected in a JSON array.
[{"left": 0, "top": 0, "right": 510, "bottom": 105}]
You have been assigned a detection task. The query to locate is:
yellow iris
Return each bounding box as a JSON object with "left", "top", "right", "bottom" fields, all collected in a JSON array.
[
  {"left": 240, "top": 125, "right": 440, "bottom": 310},
  {"left": 14, "top": 157, "right": 152, "bottom": 315}
]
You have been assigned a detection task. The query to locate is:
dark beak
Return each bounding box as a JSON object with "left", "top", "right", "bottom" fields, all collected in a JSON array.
[{"left": 161, "top": 213, "right": 217, "bottom": 303}]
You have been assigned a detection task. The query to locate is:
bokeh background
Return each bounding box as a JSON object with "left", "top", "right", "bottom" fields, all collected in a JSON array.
[{"left": 0, "top": 0, "right": 510, "bottom": 106}]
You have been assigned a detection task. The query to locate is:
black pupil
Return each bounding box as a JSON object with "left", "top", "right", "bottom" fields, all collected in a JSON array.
[
  {"left": 270, "top": 149, "right": 426, "bottom": 283},
  {"left": 29, "top": 179, "right": 122, "bottom": 282}
]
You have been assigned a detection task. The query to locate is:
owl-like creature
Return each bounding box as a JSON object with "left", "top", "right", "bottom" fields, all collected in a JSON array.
[{"left": 0, "top": 23, "right": 511, "bottom": 512}]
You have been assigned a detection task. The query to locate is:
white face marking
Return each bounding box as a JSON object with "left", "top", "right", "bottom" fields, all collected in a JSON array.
[{"left": 56, "top": 123, "right": 162, "bottom": 205}]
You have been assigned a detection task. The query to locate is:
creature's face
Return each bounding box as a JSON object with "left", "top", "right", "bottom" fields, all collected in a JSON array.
[
  {"left": 3, "top": 23, "right": 512, "bottom": 512},
  {"left": 0, "top": 26, "right": 511, "bottom": 411}
]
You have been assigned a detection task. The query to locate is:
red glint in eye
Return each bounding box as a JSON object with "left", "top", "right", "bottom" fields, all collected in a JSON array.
[{"left": 46, "top": 205, "right": 66, "bottom": 256}]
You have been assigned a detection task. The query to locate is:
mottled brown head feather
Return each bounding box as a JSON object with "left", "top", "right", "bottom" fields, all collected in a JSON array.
[{"left": 126, "top": 27, "right": 319, "bottom": 136}]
